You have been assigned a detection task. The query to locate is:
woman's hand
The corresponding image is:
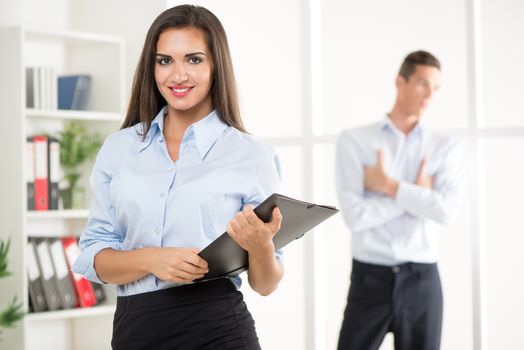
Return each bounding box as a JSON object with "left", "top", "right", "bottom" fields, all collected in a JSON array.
[
  {"left": 227, "top": 206, "right": 282, "bottom": 258},
  {"left": 147, "top": 247, "right": 209, "bottom": 283}
]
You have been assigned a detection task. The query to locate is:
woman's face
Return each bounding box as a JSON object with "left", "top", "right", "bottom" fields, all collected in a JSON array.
[{"left": 155, "top": 27, "right": 214, "bottom": 118}]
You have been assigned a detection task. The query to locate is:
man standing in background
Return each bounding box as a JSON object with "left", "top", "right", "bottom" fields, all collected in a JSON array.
[{"left": 336, "top": 51, "right": 464, "bottom": 350}]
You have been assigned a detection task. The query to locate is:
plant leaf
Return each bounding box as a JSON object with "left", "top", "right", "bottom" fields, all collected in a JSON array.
[{"left": 0, "top": 296, "right": 24, "bottom": 328}]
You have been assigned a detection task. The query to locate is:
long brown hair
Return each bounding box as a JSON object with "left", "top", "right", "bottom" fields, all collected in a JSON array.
[{"left": 121, "top": 5, "right": 245, "bottom": 136}]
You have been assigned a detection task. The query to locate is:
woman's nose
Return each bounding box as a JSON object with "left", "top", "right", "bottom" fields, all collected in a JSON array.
[{"left": 171, "top": 62, "right": 188, "bottom": 83}]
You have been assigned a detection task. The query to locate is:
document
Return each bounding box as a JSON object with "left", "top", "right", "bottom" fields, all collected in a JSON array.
[{"left": 197, "top": 193, "right": 339, "bottom": 281}]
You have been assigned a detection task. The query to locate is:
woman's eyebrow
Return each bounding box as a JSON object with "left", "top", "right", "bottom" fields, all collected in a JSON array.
[
  {"left": 155, "top": 52, "right": 206, "bottom": 58},
  {"left": 184, "top": 52, "right": 206, "bottom": 57}
]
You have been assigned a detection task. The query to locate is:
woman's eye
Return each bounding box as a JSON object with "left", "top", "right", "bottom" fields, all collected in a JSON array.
[
  {"left": 158, "top": 58, "right": 171, "bottom": 65},
  {"left": 189, "top": 57, "right": 202, "bottom": 64}
]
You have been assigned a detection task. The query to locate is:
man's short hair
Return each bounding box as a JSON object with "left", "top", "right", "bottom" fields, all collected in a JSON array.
[{"left": 398, "top": 50, "right": 441, "bottom": 81}]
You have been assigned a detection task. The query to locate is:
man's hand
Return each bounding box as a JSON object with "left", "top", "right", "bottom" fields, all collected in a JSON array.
[
  {"left": 364, "top": 149, "right": 398, "bottom": 198},
  {"left": 416, "top": 158, "right": 435, "bottom": 189}
]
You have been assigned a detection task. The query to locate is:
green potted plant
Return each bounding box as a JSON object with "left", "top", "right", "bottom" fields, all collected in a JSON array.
[
  {"left": 0, "top": 238, "right": 24, "bottom": 339},
  {"left": 58, "top": 121, "right": 102, "bottom": 209}
]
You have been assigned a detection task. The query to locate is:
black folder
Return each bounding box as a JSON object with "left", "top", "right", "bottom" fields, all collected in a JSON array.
[
  {"left": 48, "top": 238, "right": 78, "bottom": 309},
  {"left": 47, "top": 137, "right": 60, "bottom": 210},
  {"left": 26, "top": 137, "right": 35, "bottom": 211},
  {"left": 27, "top": 239, "right": 47, "bottom": 312},
  {"left": 197, "top": 193, "right": 339, "bottom": 281},
  {"left": 34, "top": 238, "right": 62, "bottom": 310},
  {"left": 91, "top": 282, "right": 107, "bottom": 304}
]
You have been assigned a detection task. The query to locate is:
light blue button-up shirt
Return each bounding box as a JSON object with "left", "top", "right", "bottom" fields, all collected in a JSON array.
[
  {"left": 72, "top": 107, "right": 282, "bottom": 296},
  {"left": 336, "top": 116, "right": 464, "bottom": 266}
]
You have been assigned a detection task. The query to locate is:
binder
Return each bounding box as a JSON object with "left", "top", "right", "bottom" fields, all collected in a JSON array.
[
  {"left": 47, "top": 137, "right": 60, "bottom": 210},
  {"left": 35, "top": 238, "right": 62, "bottom": 310},
  {"left": 26, "top": 240, "right": 47, "bottom": 312},
  {"left": 48, "top": 238, "right": 78, "bottom": 309},
  {"left": 26, "top": 67, "right": 35, "bottom": 108},
  {"left": 51, "top": 67, "right": 58, "bottom": 110},
  {"left": 58, "top": 75, "right": 91, "bottom": 110},
  {"left": 197, "top": 193, "right": 339, "bottom": 281},
  {"left": 33, "top": 135, "right": 49, "bottom": 210},
  {"left": 62, "top": 237, "right": 97, "bottom": 308},
  {"left": 26, "top": 137, "right": 35, "bottom": 210},
  {"left": 41, "top": 66, "right": 49, "bottom": 110},
  {"left": 91, "top": 282, "right": 106, "bottom": 304}
]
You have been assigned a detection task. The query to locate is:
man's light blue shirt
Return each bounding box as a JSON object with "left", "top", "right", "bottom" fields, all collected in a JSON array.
[
  {"left": 72, "top": 107, "right": 282, "bottom": 296},
  {"left": 336, "top": 116, "right": 464, "bottom": 266}
]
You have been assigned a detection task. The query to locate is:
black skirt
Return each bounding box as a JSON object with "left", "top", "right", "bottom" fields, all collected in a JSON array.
[{"left": 112, "top": 278, "right": 261, "bottom": 350}]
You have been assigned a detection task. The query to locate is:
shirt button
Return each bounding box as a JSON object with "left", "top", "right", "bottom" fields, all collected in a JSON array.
[
  {"left": 392, "top": 266, "right": 400, "bottom": 274},
  {"left": 153, "top": 229, "right": 160, "bottom": 235},
  {"left": 160, "top": 192, "right": 166, "bottom": 198}
]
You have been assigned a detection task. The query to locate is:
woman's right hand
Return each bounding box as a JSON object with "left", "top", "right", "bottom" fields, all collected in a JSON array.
[{"left": 147, "top": 247, "right": 209, "bottom": 283}]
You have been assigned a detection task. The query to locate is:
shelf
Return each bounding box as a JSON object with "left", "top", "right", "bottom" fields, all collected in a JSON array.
[
  {"left": 27, "top": 209, "right": 89, "bottom": 220},
  {"left": 23, "top": 27, "right": 124, "bottom": 46},
  {"left": 26, "top": 109, "right": 122, "bottom": 122},
  {"left": 25, "top": 304, "right": 116, "bottom": 322}
]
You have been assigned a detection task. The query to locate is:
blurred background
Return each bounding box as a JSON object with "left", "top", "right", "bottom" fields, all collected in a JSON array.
[{"left": 0, "top": 0, "right": 522, "bottom": 349}]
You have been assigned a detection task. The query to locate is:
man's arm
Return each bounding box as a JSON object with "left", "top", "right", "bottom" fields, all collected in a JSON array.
[
  {"left": 364, "top": 138, "right": 464, "bottom": 224},
  {"left": 394, "top": 139, "right": 464, "bottom": 224},
  {"left": 336, "top": 132, "right": 405, "bottom": 233}
]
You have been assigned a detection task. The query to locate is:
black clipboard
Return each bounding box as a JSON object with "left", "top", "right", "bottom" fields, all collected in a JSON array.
[{"left": 197, "top": 193, "right": 339, "bottom": 281}]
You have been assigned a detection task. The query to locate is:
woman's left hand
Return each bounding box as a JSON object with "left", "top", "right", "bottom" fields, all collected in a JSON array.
[{"left": 227, "top": 205, "right": 282, "bottom": 259}]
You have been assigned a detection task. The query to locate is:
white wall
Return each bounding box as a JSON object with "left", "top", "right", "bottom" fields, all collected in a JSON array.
[
  {"left": 0, "top": 0, "right": 71, "bottom": 29},
  {"left": 482, "top": 2, "right": 524, "bottom": 349}
]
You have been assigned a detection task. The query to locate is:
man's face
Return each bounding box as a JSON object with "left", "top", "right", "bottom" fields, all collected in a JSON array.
[{"left": 396, "top": 64, "right": 441, "bottom": 117}]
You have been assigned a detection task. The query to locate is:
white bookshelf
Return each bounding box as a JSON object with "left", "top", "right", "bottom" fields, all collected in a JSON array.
[
  {"left": 25, "top": 304, "right": 116, "bottom": 323},
  {"left": 26, "top": 109, "right": 122, "bottom": 122},
  {"left": 26, "top": 210, "right": 90, "bottom": 220},
  {"left": 0, "top": 26, "right": 124, "bottom": 350}
]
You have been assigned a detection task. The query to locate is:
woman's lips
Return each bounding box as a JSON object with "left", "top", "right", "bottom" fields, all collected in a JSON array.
[{"left": 169, "top": 86, "right": 193, "bottom": 97}]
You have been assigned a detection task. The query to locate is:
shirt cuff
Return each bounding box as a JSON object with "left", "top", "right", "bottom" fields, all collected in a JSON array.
[
  {"left": 395, "top": 181, "right": 422, "bottom": 210},
  {"left": 72, "top": 241, "right": 124, "bottom": 284},
  {"left": 275, "top": 249, "right": 284, "bottom": 264}
]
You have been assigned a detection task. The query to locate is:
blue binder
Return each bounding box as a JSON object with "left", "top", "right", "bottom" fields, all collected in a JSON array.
[{"left": 58, "top": 75, "right": 91, "bottom": 110}]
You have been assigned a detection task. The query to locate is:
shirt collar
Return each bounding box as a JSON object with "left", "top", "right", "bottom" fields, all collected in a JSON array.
[
  {"left": 381, "top": 114, "right": 424, "bottom": 138},
  {"left": 136, "top": 107, "right": 228, "bottom": 159},
  {"left": 136, "top": 106, "right": 166, "bottom": 153},
  {"left": 190, "top": 110, "right": 229, "bottom": 160}
]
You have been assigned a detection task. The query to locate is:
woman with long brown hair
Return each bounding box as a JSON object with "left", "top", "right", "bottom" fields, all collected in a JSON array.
[{"left": 73, "top": 5, "right": 284, "bottom": 349}]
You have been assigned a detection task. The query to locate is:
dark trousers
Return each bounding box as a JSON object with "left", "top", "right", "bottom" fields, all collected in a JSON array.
[
  {"left": 112, "top": 278, "right": 261, "bottom": 350},
  {"left": 337, "top": 259, "right": 443, "bottom": 350}
]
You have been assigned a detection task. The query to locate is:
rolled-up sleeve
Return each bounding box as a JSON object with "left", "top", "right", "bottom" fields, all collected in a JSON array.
[
  {"left": 72, "top": 139, "right": 125, "bottom": 283},
  {"left": 243, "top": 146, "right": 283, "bottom": 261}
]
